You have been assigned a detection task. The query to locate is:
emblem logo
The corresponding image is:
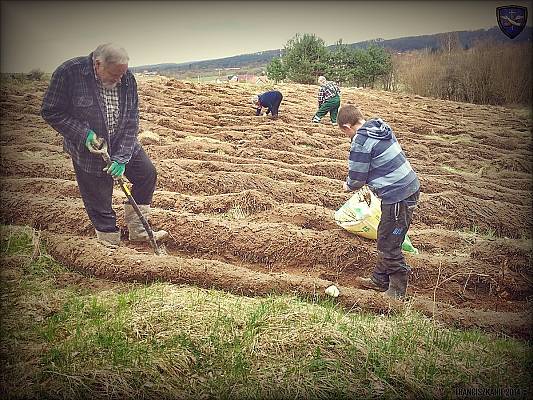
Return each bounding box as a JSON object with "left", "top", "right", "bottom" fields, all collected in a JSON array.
[{"left": 497, "top": 6, "right": 528, "bottom": 39}]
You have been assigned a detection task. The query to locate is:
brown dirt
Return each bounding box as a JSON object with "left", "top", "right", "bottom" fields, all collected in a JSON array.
[{"left": 1, "top": 76, "right": 532, "bottom": 338}]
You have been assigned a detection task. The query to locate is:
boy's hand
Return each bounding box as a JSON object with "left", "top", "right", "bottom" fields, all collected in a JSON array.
[
  {"left": 343, "top": 182, "right": 352, "bottom": 192},
  {"left": 362, "top": 187, "right": 372, "bottom": 206}
]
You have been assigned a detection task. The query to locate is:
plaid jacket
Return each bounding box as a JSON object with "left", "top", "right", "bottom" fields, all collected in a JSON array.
[
  {"left": 41, "top": 53, "right": 140, "bottom": 175},
  {"left": 318, "top": 81, "right": 340, "bottom": 106}
]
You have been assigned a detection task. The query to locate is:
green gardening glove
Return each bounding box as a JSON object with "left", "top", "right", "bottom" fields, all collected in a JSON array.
[
  {"left": 85, "top": 129, "right": 98, "bottom": 151},
  {"left": 104, "top": 161, "right": 126, "bottom": 178}
]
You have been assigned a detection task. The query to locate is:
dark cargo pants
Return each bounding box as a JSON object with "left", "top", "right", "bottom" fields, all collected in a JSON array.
[
  {"left": 73, "top": 146, "right": 157, "bottom": 233},
  {"left": 371, "top": 190, "right": 420, "bottom": 286}
]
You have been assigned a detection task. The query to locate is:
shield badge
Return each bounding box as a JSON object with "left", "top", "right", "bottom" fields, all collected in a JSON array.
[{"left": 497, "top": 6, "right": 528, "bottom": 39}]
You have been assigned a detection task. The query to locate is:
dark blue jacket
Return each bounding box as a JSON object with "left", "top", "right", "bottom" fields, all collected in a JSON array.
[
  {"left": 41, "top": 53, "right": 140, "bottom": 175},
  {"left": 346, "top": 118, "right": 420, "bottom": 204},
  {"left": 256, "top": 91, "right": 283, "bottom": 116}
]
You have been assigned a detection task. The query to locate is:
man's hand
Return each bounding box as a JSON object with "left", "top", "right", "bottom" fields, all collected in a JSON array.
[
  {"left": 343, "top": 182, "right": 352, "bottom": 192},
  {"left": 85, "top": 129, "right": 99, "bottom": 152},
  {"left": 104, "top": 161, "right": 126, "bottom": 178},
  {"left": 86, "top": 130, "right": 106, "bottom": 154}
]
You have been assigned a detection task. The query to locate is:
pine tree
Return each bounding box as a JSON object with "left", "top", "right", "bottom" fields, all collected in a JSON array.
[
  {"left": 266, "top": 58, "right": 286, "bottom": 83},
  {"left": 283, "top": 33, "right": 328, "bottom": 84}
]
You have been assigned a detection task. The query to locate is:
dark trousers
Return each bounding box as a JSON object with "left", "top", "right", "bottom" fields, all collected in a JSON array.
[
  {"left": 73, "top": 147, "right": 157, "bottom": 233},
  {"left": 372, "top": 190, "right": 420, "bottom": 285},
  {"left": 268, "top": 93, "right": 283, "bottom": 116}
]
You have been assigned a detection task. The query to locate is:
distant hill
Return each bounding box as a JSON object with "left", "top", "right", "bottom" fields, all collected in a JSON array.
[
  {"left": 132, "top": 26, "right": 532, "bottom": 75},
  {"left": 133, "top": 50, "right": 281, "bottom": 75},
  {"left": 347, "top": 26, "right": 532, "bottom": 51}
]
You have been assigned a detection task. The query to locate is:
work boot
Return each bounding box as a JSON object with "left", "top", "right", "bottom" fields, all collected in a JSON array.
[
  {"left": 95, "top": 229, "right": 121, "bottom": 247},
  {"left": 124, "top": 203, "right": 169, "bottom": 242},
  {"left": 357, "top": 276, "right": 388, "bottom": 292},
  {"left": 383, "top": 271, "right": 409, "bottom": 300}
]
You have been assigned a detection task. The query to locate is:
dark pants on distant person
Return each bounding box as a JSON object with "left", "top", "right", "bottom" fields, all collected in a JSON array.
[
  {"left": 371, "top": 190, "right": 420, "bottom": 286},
  {"left": 73, "top": 147, "right": 157, "bottom": 233},
  {"left": 267, "top": 92, "right": 283, "bottom": 116}
]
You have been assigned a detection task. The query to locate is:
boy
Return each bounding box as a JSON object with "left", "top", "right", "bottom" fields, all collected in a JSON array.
[
  {"left": 337, "top": 104, "right": 420, "bottom": 299},
  {"left": 251, "top": 90, "right": 283, "bottom": 119},
  {"left": 312, "top": 76, "right": 340, "bottom": 124}
]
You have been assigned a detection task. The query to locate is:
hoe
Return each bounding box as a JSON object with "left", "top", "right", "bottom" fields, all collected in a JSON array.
[{"left": 90, "top": 136, "right": 162, "bottom": 255}]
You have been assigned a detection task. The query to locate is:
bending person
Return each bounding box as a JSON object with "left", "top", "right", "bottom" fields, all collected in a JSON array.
[
  {"left": 251, "top": 90, "right": 283, "bottom": 119},
  {"left": 312, "top": 76, "right": 340, "bottom": 124}
]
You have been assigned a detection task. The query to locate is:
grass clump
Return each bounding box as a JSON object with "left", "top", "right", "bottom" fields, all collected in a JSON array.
[
  {"left": 1, "top": 225, "right": 532, "bottom": 399},
  {"left": 463, "top": 225, "right": 497, "bottom": 239},
  {"left": 222, "top": 204, "right": 248, "bottom": 220}
]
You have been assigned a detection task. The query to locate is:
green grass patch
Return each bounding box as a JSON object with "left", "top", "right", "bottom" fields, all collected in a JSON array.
[
  {"left": 1, "top": 225, "right": 532, "bottom": 399},
  {"left": 462, "top": 225, "right": 497, "bottom": 239}
]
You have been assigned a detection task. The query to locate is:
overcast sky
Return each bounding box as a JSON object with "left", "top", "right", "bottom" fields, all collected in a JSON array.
[{"left": 1, "top": 0, "right": 532, "bottom": 72}]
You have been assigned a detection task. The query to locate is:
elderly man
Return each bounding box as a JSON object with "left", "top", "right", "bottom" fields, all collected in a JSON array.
[
  {"left": 312, "top": 76, "right": 341, "bottom": 124},
  {"left": 41, "top": 43, "right": 167, "bottom": 246}
]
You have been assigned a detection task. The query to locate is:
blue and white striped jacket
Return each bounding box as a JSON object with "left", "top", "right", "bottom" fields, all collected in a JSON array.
[
  {"left": 41, "top": 53, "right": 140, "bottom": 175},
  {"left": 346, "top": 118, "right": 420, "bottom": 204}
]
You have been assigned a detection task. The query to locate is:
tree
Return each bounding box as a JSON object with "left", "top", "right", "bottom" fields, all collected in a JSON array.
[
  {"left": 325, "top": 41, "right": 393, "bottom": 89},
  {"left": 283, "top": 33, "right": 328, "bottom": 84},
  {"left": 365, "top": 45, "right": 393, "bottom": 88},
  {"left": 352, "top": 49, "right": 372, "bottom": 87},
  {"left": 438, "top": 32, "right": 462, "bottom": 54},
  {"left": 266, "top": 57, "right": 286, "bottom": 83},
  {"left": 327, "top": 39, "right": 355, "bottom": 85}
]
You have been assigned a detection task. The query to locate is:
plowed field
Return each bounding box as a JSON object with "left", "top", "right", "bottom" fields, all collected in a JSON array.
[{"left": 1, "top": 76, "right": 531, "bottom": 338}]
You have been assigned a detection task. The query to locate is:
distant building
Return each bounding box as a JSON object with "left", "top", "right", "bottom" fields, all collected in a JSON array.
[
  {"left": 227, "top": 74, "right": 269, "bottom": 85},
  {"left": 255, "top": 75, "right": 269, "bottom": 85},
  {"left": 227, "top": 74, "right": 267, "bottom": 84},
  {"left": 237, "top": 74, "right": 253, "bottom": 82}
]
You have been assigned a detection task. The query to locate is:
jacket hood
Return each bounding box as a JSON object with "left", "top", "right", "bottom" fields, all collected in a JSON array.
[{"left": 357, "top": 118, "right": 392, "bottom": 140}]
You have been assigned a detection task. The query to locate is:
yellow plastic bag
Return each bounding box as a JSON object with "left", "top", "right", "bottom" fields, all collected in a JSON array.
[{"left": 334, "top": 187, "right": 418, "bottom": 254}]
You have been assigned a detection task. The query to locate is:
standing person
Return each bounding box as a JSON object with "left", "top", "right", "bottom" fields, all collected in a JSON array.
[
  {"left": 41, "top": 43, "right": 168, "bottom": 247},
  {"left": 251, "top": 90, "right": 283, "bottom": 119},
  {"left": 337, "top": 104, "right": 420, "bottom": 299},
  {"left": 312, "top": 76, "right": 340, "bottom": 124}
]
